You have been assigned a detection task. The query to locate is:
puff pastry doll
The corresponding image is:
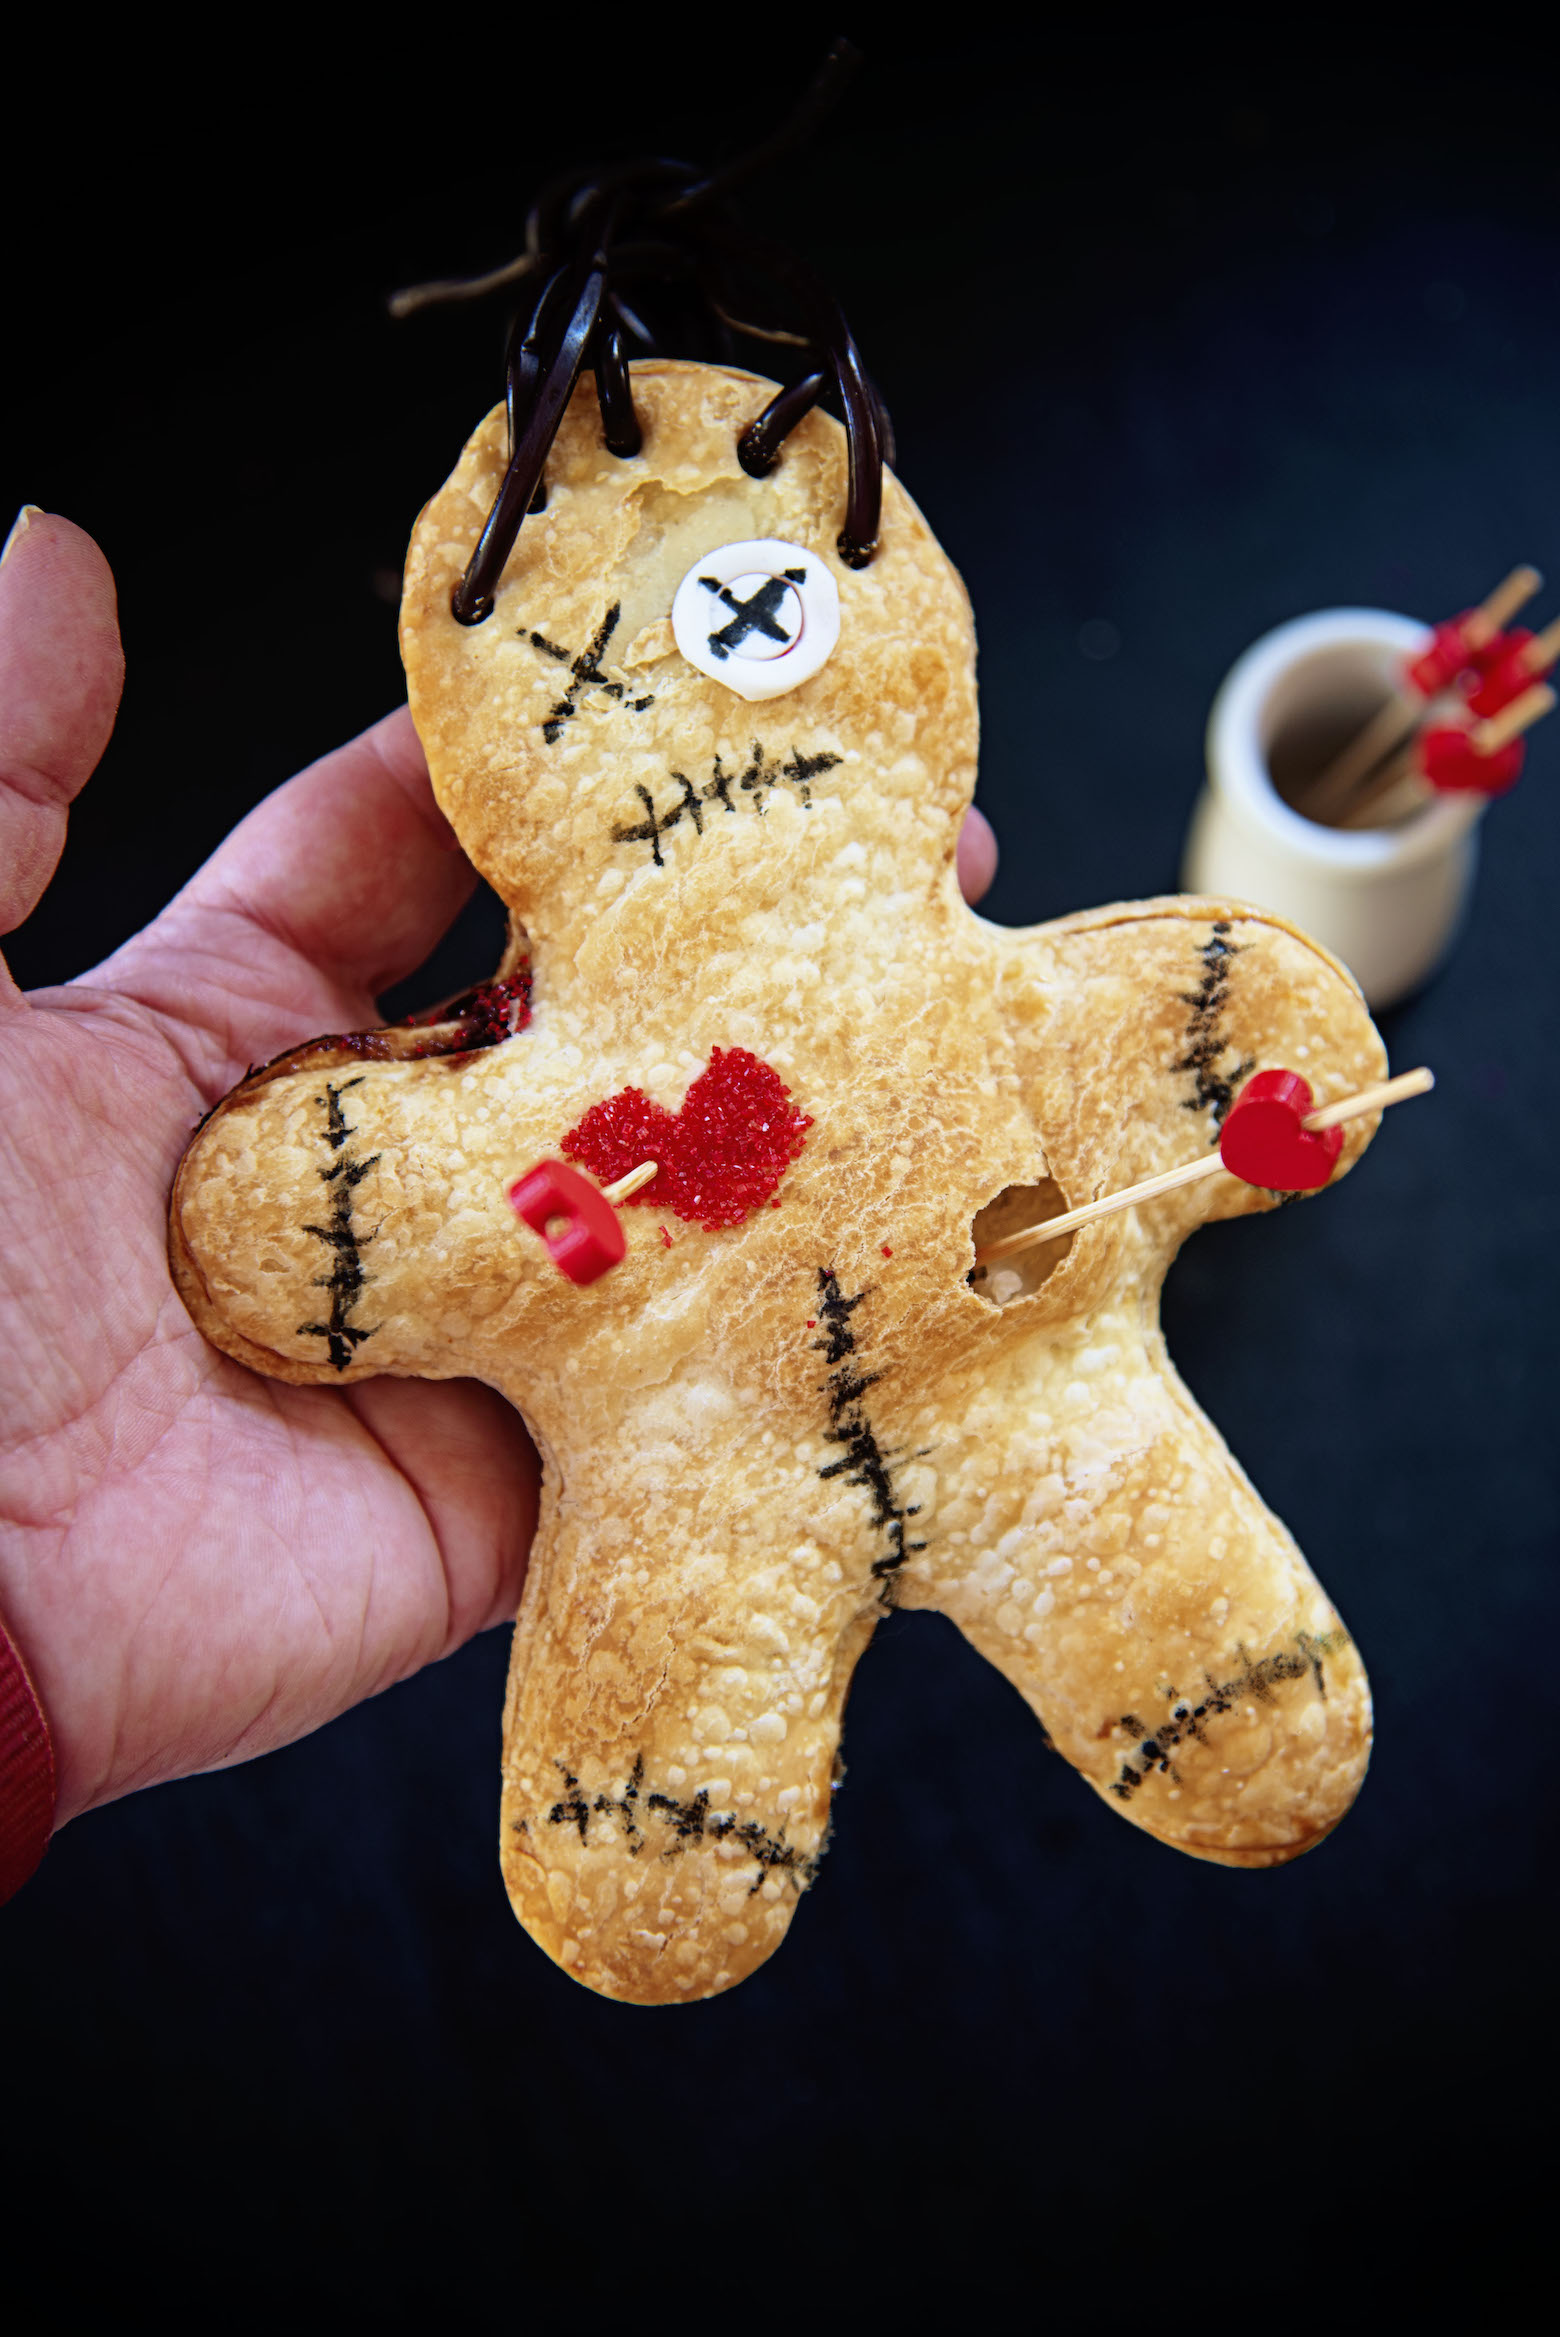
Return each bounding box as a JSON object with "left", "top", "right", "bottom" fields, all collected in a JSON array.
[{"left": 170, "top": 140, "right": 1388, "bottom": 2002}]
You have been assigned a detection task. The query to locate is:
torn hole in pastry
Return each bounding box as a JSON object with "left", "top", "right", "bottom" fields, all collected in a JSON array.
[
  {"left": 614, "top": 484, "right": 768, "bottom": 643},
  {"left": 968, "top": 1179, "right": 1074, "bottom": 1306}
]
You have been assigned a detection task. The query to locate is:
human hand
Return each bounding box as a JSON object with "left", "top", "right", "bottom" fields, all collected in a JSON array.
[{"left": 0, "top": 512, "right": 998, "bottom": 1827}]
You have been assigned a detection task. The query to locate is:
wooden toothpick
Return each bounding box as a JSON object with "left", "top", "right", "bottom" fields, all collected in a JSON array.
[
  {"left": 1298, "top": 1065, "right": 1435, "bottom": 1128},
  {"left": 1303, "top": 694, "right": 1426, "bottom": 822},
  {"left": 1336, "top": 679, "right": 1556, "bottom": 830},
  {"left": 600, "top": 1160, "right": 659, "bottom": 1204},
  {"left": 1470, "top": 679, "right": 1556, "bottom": 756},
  {"left": 1467, "top": 563, "right": 1545, "bottom": 645},
  {"left": 1335, "top": 769, "right": 1432, "bottom": 830},
  {"left": 1517, "top": 614, "right": 1560, "bottom": 679},
  {"left": 973, "top": 1068, "right": 1434, "bottom": 1268}
]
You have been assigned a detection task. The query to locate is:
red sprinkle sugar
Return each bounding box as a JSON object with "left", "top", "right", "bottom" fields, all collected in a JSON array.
[{"left": 564, "top": 1047, "right": 812, "bottom": 1232}]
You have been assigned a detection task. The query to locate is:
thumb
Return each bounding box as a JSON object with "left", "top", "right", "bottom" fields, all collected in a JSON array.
[{"left": 0, "top": 508, "right": 125, "bottom": 955}]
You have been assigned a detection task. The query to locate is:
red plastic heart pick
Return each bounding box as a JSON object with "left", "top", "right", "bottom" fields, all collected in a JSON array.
[
  {"left": 1219, "top": 1068, "right": 1343, "bottom": 1193},
  {"left": 508, "top": 1160, "right": 626, "bottom": 1285},
  {"left": 1419, "top": 724, "right": 1525, "bottom": 797}
]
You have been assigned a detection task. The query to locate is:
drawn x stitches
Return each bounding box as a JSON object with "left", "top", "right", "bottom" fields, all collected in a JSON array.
[
  {"left": 813, "top": 1268, "right": 924, "bottom": 1593},
  {"left": 1175, "top": 919, "right": 1253, "bottom": 1135},
  {"left": 544, "top": 1756, "right": 816, "bottom": 1896},
  {"left": 297, "top": 1079, "right": 379, "bottom": 1373},
  {"left": 613, "top": 743, "right": 843, "bottom": 866},
  {"left": 526, "top": 603, "right": 655, "bottom": 744}
]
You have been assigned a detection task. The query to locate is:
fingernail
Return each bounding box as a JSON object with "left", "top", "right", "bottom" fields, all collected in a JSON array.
[{"left": 1, "top": 506, "right": 42, "bottom": 570}]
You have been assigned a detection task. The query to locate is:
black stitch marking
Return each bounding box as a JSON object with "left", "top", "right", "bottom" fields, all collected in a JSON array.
[
  {"left": 812, "top": 1269, "right": 924, "bottom": 1598},
  {"left": 611, "top": 745, "right": 843, "bottom": 864},
  {"left": 616, "top": 782, "right": 667, "bottom": 867},
  {"left": 1296, "top": 1629, "right": 1329, "bottom": 1698},
  {"left": 645, "top": 1786, "right": 711, "bottom": 1844},
  {"left": 671, "top": 770, "right": 705, "bottom": 835},
  {"left": 548, "top": 1764, "right": 591, "bottom": 1841},
  {"left": 1107, "top": 1633, "right": 1347, "bottom": 1800},
  {"left": 523, "top": 605, "right": 653, "bottom": 743},
  {"left": 1174, "top": 920, "right": 1254, "bottom": 1135},
  {"left": 543, "top": 1763, "right": 821, "bottom": 1897},
  {"left": 707, "top": 1810, "right": 815, "bottom": 1896},
  {"left": 319, "top": 1077, "right": 360, "bottom": 1148},
  {"left": 706, "top": 753, "right": 737, "bottom": 813},
  {"left": 739, "top": 741, "right": 841, "bottom": 813},
  {"left": 297, "top": 1081, "right": 379, "bottom": 1372},
  {"left": 593, "top": 1753, "right": 646, "bottom": 1853},
  {"left": 811, "top": 1272, "right": 866, "bottom": 1364}
]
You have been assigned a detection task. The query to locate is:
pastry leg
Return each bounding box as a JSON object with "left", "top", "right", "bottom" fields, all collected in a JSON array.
[
  {"left": 902, "top": 1312, "right": 1371, "bottom": 1865},
  {"left": 497, "top": 1415, "right": 882, "bottom": 2001}
]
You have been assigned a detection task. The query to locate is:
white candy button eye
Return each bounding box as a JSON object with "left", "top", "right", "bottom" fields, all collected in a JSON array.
[{"left": 670, "top": 537, "right": 840, "bottom": 702}]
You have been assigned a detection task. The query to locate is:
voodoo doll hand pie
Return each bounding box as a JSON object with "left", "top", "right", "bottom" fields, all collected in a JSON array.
[{"left": 170, "top": 350, "right": 1387, "bottom": 2004}]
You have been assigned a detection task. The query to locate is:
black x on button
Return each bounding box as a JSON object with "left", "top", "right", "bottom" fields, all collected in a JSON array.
[
  {"left": 672, "top": 538, "right": 840, "bottom": 701},
  {"left": 699, "top": 569, "right": 807, "bottom": 662}
]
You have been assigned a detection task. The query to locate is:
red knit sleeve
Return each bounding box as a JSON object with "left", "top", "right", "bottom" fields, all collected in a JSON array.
[{"left": 0, "top": 1613, "right": 56, "bottom": 1903}]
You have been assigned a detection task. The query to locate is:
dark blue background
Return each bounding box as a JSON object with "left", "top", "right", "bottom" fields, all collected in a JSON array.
[{"left": 2, "top": 34, "right": 1552, "bottom": 2310}]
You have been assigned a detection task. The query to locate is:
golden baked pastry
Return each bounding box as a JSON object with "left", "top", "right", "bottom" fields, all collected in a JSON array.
[{"left": 169, "top": 360, "right": 1386, "bottom": 2002}]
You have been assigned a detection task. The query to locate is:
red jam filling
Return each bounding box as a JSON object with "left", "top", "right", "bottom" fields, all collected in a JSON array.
[
  {"left": 564, "top": 1047, "right": 811, "bottom": 1230},
  {"left": 321, "top": 966, "right": 535, "bottom": 1065},
  {"left": 408, "top": 967, "right": 533, "bottom": 1056}
]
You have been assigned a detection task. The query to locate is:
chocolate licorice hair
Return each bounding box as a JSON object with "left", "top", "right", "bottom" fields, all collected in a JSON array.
[{"left": 389, "top": 40, "right": 891, "bottom": 623}]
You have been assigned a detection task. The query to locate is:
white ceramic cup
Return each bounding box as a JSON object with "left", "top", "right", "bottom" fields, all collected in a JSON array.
[{"left": 1182, "top": 608, "right": 1485, "bottom": 1009}]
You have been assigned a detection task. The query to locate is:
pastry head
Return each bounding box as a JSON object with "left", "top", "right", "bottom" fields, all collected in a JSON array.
[{"left": 400, "top": 362, "right": 977, "bottom": 967}]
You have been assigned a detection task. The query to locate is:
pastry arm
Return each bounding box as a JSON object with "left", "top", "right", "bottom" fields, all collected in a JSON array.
[
  {"left": 986, "top": 895, "right": 1388, "bottom": 1282},
  {"left": 169, "top": 1048, "right": 555, "bottom": 1387}
]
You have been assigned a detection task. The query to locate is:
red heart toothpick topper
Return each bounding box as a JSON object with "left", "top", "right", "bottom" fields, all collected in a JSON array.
[
  {"left": 509, "top": 1160, "right": 626, "bottom": 1285},
  {"left": 1218, "top": 1068, "right": 1344, "bottom": 1193},
  {"left": 1405, "top": 612, "right": 1481, "bottom": 698},
  {"left": 1463, "top": 628, "right": 1537, "bottom": 717},
  {"left": 564, "top": 1046, "right": 811, "bottom": 1230},
  {"left": 1419, "top": 724, "right": 1525, "bottom": 797}
]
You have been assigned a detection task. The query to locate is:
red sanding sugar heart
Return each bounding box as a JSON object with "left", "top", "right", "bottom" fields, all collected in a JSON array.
[
  {"left": 564, "top": 1047, "right": 812, "bottom": 1230},
  {"left": 1218, "top": 1067, "right": 1343, "bottom": 1193}
]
